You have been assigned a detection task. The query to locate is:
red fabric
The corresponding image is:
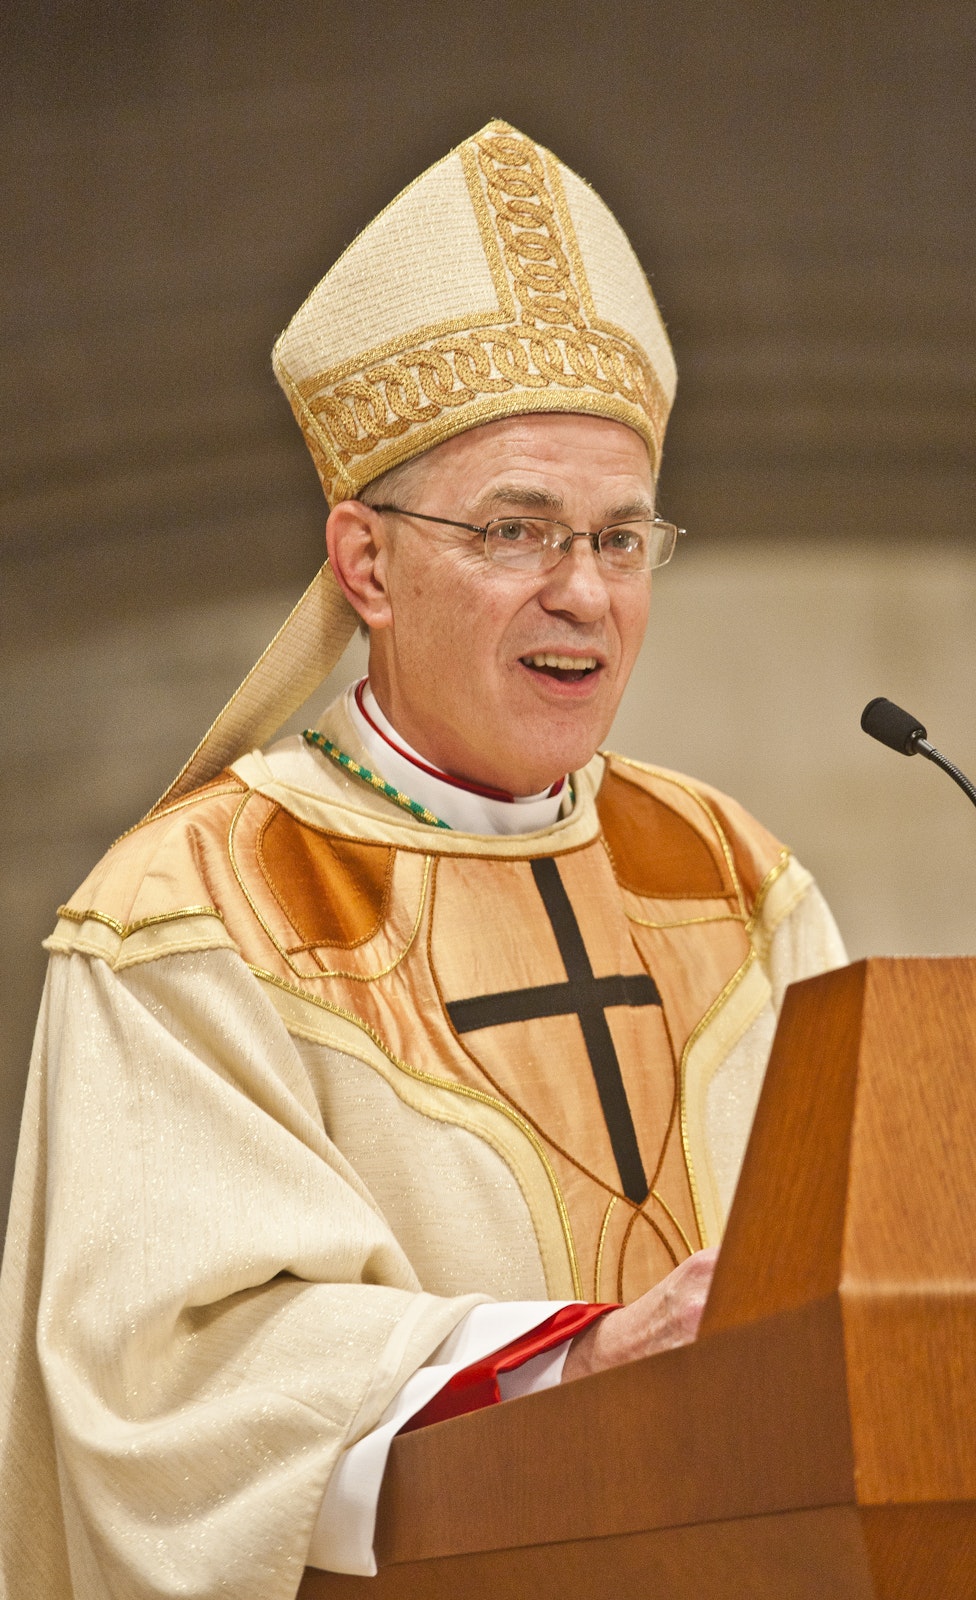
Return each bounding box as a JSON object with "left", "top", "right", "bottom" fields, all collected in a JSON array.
[{"left": 399, "top": 1302, "right": 615, "bottom": 1433}]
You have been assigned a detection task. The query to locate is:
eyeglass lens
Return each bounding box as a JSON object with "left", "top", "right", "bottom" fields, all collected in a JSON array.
[{"left": 484, "top": 518, "right": 675, "bottom": 573}]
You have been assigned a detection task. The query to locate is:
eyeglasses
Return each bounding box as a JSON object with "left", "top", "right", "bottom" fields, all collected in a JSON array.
[{"left": 370, "top": 505, "right": 684, "bottom": 575}]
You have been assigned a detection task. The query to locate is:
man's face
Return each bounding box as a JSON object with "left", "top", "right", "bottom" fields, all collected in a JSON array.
[{"left": 358, "top": 413, "right": 655, "bottom": 795}]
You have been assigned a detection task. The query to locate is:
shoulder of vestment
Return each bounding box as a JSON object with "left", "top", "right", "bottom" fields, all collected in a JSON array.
[
  {"left": 45, "top": 770, "right": 252, "bottom": 969},
  {"left": 596, "top": 752, "right": 790, "bottom": 918},
  {"left": 44, "top": 750, "right": 798, "bottom": 969},
  {"left": 44, "top": 757, "right": 598, "bottom": 971}
]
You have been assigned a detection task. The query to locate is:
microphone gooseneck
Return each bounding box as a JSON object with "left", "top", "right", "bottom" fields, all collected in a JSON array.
[{"left": 861, "top": 697, "right": 976, "bottom": 813}]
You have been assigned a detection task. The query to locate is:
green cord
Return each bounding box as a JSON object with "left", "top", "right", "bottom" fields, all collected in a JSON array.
[{"left": 302, "top": 730, "right": 452, "bottom": 830}]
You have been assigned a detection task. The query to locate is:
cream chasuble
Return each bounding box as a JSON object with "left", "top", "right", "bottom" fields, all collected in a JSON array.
[{"left": 0, "top": 691, "right": 845, "bottom": 1600}]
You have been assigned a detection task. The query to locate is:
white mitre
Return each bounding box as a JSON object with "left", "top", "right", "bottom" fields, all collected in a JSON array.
[{"left": 153, "top": 119, "right": 677, "bottom": 812}]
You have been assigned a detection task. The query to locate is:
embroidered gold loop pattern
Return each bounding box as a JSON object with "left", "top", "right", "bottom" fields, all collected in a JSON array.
[
  {"left": 309, "top": 324, "right": 659, "bottom": 467},
  {"left": 297, "top": 125, "right": 667, "bottom": 474},
  {"left": 475, "top": 130, "right": 586, "bottom": 333}
]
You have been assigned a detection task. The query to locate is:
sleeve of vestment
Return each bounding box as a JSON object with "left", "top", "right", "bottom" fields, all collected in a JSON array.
[
  {"left": 308, "top": 1299, "right": 608, "bottom": 1574},
  {"left": 762, "top": 878, "right": 848, "bottom": 1014},
  {"left": 26, "top": 945, "right": 491, "bottom": 1600},
  {"left": 698, "top": 865, "right": 848, "bottom": 1230}
]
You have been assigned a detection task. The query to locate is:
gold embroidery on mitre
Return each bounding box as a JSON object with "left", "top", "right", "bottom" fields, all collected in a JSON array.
[{"left": 285, "top": 123, "right": 672, "bottom": 501}]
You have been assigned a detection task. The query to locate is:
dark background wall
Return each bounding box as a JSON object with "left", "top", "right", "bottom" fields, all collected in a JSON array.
[{"left": 2, "top": 0, "right": 974, "bottom": 1236}]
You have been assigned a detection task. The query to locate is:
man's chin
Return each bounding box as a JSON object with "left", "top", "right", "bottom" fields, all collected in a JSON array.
[
  {"left": 450, "top": 702, "right": 613, "bottom": 794},
  {"left": 499, "top": 737, "right": 605, "bottom": 796}
]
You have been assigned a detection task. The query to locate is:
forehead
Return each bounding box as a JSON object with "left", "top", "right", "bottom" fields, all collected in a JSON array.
[{"left": 409, "top": 413, "right": 655, "bottom": 510}]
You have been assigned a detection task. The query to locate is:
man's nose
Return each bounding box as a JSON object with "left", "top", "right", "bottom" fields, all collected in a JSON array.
[{"left": 538, "top": 537, "right": 613, "bottom": 619}]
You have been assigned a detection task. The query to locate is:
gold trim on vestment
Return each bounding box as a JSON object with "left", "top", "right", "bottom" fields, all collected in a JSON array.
[
  {"left": 626, "top": 910, "right": 745, "bottom": 931},
  {"left": 54, "top": 904, "right": 224, "bottom": 940},
  {"left": 745, "top": 848, "right": 791, "bottom": 934},
  {"left": 678, "top": 949, "right": 758, "bottom": 1247},
  {"left": 593, "top": 1195, "right": 617, "bottom": 1300},
  {"left": 595, "top": 1187, "right": 692, "bottom": 1304},
  {"left": 115, "top": 781, "right": 246, "bottom": 844},
  {"left": 649, "top": 1186, "right": 696, "bottom": 1257},
  {"left": 625, "top": 850, "right": 795, "bottom": 938},
  {"left": 44, "top": 914, "right": 237, "bottom": 972},
  {"left": 673, "top": 851, "right": 805, "bottom": 1247},
  {"left": 745, "top": 849, "right": 805, "bottom": 952},
  {"left": 248, "top": 965, "right": 583, "bottom": 1298}
]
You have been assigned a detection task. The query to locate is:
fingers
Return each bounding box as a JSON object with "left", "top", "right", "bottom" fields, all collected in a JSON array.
[
  {"left": 650, "top": 1247, "right": 717, "bottom": 1349},
  {"left": 561, "top": 1247, "right": 720, "bottom": 1383}
]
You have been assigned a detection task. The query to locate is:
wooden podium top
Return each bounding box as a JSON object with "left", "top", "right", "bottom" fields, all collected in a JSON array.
[{"left": 301, "top": 959, "right": 976, "bottom": 1599}]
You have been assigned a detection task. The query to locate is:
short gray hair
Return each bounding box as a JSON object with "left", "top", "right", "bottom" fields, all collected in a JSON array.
[{"left": 357, "top": 451, "right": 431, "bottom": 511}]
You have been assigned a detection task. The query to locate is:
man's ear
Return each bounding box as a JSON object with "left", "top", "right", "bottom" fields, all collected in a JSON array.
[{"left": 326, "top": 501, "right": 393, "bottom": 630}]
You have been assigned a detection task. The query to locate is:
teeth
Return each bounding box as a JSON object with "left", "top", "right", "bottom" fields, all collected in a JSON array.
[{"left": 525, "top": 654, "right": 598, "bottom": 671}]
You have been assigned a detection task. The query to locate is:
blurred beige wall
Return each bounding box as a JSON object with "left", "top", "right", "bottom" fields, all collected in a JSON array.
[{"left": 2, "top": 1, "right": 974, "bottom": 1236}]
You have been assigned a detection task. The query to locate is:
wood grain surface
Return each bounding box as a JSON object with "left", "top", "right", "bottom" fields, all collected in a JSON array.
[
  {"left": 300, "top": 1505, "right": 879, "bottom": 1600},
  {"left": 379, "top": 1296, "right": 851, "bottom": 1563}
]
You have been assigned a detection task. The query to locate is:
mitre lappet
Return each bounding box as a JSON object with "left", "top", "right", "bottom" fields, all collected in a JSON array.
[{"left": 154, "top": 119, "right": 677, "bottom": 812}]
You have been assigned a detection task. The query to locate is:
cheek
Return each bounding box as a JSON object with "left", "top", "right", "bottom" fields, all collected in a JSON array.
[
  {"left": 389, "top": 544, "right": 533, "bottom": 680},
  {"left": 432, "top": 571, "right": 518, "bottom": 660},
  {"left": 617, "top": 586, "right": 651, "bottom": 668},
  {"left": 397, "top": 565, "right": 491, "bottom": 671},
  {"left": 389, "top": 550, "right": 459, "bottom": 643}
]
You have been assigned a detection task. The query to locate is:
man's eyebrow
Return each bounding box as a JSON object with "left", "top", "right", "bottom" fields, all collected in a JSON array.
[
  {"left": 604, "top": 496, "right": 656, "bottom": 522},
  {"left": 474, "top": 486, "right": 656, "bottom": 521},
  {"left": 475, "top": 485, "right": 566, "bottom": 515}
]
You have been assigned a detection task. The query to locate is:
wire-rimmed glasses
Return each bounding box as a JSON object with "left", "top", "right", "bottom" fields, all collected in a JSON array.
[{"left": 370, "top": 505, "right": 684, "bottom": 575}]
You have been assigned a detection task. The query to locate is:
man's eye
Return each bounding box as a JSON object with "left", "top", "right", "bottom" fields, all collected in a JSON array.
[
  {"left": 495, "top": 520, "right": 532, "bottom": 542},
  {"left": 604, "top": 526, "right": 644, "bottom": 553}
]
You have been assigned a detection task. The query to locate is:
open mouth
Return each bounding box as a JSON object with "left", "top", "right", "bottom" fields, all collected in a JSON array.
[{"left": 521, "top": 653, "right": 600, "bottom": 684}]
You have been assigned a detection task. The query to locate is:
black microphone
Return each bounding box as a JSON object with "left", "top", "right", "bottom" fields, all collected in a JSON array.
[
  {"left": 861, "top": 696, "right": 928, "bottom": 756},
  {"left": 861, "top": 697, "right": 976, "bottom": 813}
]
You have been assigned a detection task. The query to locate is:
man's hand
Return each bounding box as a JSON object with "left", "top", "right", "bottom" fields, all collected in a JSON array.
[{"left": 561, "top": 1246, "right": 718, "bottom": 1383}]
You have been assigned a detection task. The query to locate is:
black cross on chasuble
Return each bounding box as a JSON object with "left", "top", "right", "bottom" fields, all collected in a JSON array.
[{"left": 445, "top": 857, "right": 662, "bottom": 1205}]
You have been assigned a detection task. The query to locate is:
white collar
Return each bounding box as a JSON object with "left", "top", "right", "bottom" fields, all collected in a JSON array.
[{"left": 345, "top": 681, "right": 568, "bottom": 836}]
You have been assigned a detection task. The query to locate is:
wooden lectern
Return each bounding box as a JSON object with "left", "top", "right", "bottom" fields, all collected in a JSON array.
[{"left": 300, "top": 958, "right": 976, "bottom": 1598}]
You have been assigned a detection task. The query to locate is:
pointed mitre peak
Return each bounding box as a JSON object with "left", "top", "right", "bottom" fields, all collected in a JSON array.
[{"left": 273, "top": 119, "right": 677, "bottom": 502}]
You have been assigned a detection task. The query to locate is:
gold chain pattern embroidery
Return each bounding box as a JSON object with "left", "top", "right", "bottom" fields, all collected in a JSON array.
[
  {"left": 477, "top": 129, "right": 587, "bottom": 332},
  {"left": 296, "top": 126, "right": 668, "bottom": 484}
]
